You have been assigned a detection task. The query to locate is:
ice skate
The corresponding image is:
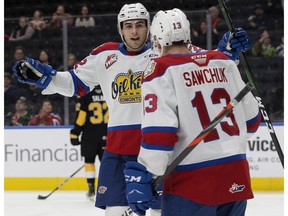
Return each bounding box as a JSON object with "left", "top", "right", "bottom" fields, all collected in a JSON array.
[{"left": 86, "top": 183, "right": 95, "bottom": 201}]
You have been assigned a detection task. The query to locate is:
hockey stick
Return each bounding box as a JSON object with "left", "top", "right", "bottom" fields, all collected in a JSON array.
[
  {"left": 37, "top": 164, "right": 85, "bottom": 200},
  {"left": 122, "top": 83, "right": 254, "bottom": 216},
  {"left": 217, "top": 0, "right": 284, "bottom": 168}
]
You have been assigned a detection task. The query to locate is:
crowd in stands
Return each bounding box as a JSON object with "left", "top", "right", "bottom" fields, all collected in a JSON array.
[{"left": 4, "top": 0, "right": 284, "bottom": 126}]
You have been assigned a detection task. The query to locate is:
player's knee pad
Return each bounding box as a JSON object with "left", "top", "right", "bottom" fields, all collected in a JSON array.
[{"left": 105, "top": 206, "right": 132, "bottom": 216}]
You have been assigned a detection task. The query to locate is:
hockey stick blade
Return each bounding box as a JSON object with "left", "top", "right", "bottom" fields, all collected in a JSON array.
[
  {"left": 122, "top": 83, "right": 254, "bottom": 216},
  {"left": 38, "top": 194, "right": 49, "bottom": 200},
  {"left": 218, "top": 0, "right": 284, "bottom": 168},
  {"left": 37, "top": 165, "right": 85, "bottom": 200}
]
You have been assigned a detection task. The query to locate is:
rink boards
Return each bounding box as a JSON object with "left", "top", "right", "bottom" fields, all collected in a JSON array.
[{"left": 4, "top": 124, "right": 284, "bottom": 191}]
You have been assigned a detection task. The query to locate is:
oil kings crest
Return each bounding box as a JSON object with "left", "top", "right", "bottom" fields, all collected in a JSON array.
[{"left": 111, "top": 69, "right": 142, "bottom": 104}]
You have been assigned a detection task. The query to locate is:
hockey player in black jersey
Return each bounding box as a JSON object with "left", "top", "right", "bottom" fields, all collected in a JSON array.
[{"left": 70, "top": 85, "right": 108, "bottom": 200}]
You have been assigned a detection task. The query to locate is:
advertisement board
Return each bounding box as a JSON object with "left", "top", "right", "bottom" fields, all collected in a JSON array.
[{"left": 4, "top": 124, "right": 284, "bottom": 190}]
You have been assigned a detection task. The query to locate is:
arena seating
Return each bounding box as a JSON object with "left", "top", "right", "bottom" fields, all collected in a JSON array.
[{"left": 4, "top": 0, "right": 284, "bottom": 123}]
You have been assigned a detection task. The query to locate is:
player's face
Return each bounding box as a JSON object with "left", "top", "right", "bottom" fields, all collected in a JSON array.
[{"left": 121, "top": 20, "right": 148, "bottom": 52}]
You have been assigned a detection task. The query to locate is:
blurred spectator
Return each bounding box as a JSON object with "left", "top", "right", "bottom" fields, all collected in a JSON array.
[
  {"left": 275, "top": 35, "right": 284, "bottom": 57},
  {"left": 57, "top": 53, "right": 78, "bottom": 70},
  {"left": 28, "top": 99, "right": 62, "bottom": 126},
  {"left": 7, "top": 46, "right": 26, "bottom": 74},
  {"left": 23, "top": 85, "right": 44, "bottom": 113},
  {"left": 38, "top": 49, "right": 50, "bottom": 64},
  {"left": 21, "top": 83, "right": 64, "bottom": 118},
  {"left": 4, "top": 72, "right": 22, "bottom": 115},
  {"left": 268, "top": 87, "right": 284, "bottom": 122},
  {"left": 38, "top": 49, "right": 56, "bottom": 67},
  {"left": 9, "top": 16, "right": 35, "bottom": 41},
  {"left": 50, "top": 5, "right": 73, "bottom": 28},
  {"left": 5, "top": 96, "right": 32, "bottom": 126},
  {"left": 208, "top": 6, "right": 226, "bottom": 46},
  {"left": 5, "top": 33, "right": 10, "bottom": 40},
  {"left": 265, "top": 0, "right": 284, "bottom": 27},
  {"left": 247, "top": 4, "right": 267, "bottom": 30},
  {"left": 191, "top": 20, "right": 207, "bottom": 48},
  {"left": 75, "top": 5, "right": 95, "bottom": 28},
  {"left": 251, "top": 29, "right": 276, "bottom": 57},
  {"left": 265, "top": 0, "right": 279, "bottom": 17},
  {"left": 29, "top": 9, "right": 47, "bottom": 31}
]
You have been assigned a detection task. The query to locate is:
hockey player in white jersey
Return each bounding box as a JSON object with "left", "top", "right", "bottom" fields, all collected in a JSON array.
[
  {"left": 13, "top": 3, "right": 253, "bottom": 216},
  {"left": 124, "top": 8, "right": 261, "bottom": 216}
]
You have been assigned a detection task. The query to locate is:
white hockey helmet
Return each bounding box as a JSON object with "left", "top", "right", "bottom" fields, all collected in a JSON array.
[
  {"left": 117, "top": 3, "right": 150, "bottom": 41},
  {"left": 150, "top": 8, "right": 191, "bottom": 47}
]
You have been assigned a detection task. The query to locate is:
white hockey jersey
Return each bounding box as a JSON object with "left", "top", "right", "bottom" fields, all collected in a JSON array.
[
  {"left": 44, "top": 42, "right": 158, "bottom": 154},
  {"left": 138, "top": 50, "right": 261, "bottom": 205},
  {"left": 43, "top": 42, "right": 204, "bottom": 155}
]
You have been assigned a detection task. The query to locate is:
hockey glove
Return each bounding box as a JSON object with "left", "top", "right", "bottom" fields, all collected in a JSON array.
[
  {"left": 13, "top": 58, "right": 57, "bottom": 89},
  {"left": 70, "top": 129, "right": 80, "bottom": 146},
  {"left": 217, "top": 27, "right": 252, "bottom": 60},
  {"left": 124, "top": 161, "right": 155, "bottom": 216}
]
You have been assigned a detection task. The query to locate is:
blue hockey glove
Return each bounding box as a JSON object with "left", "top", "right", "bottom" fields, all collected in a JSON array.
[
  {"left": 217, "top": 27, "right": 252, "bottom": 60},
  {"left": 13, "top": 58, "right": 57, "bottom": 89},
  {"left": 124, "top": 161, "right": 154, "bottom": 216},
  {"left": 229, "top": 28, "right": 252, "bottom": 52}
]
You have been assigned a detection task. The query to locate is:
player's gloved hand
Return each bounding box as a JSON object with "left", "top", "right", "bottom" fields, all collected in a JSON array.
[
  {"left": 13, "top": 58, "right": 57, "bottom": 89},
  {"left": 70, "top": 129, "right": 80, "bottom": 146},
  {"left": 150, "top": 182, "right": 163, "bottom": 209},
  {"left": 124, "top": 161, "right": 155, "bottom": 216},
  {"left": 217, "top": 27, "right": 252, "bottom": 60}
]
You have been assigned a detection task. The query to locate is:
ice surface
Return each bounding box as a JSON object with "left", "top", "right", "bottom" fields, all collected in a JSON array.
[{"left": 4, "top": 191, "right": 284, "bottom": 216}]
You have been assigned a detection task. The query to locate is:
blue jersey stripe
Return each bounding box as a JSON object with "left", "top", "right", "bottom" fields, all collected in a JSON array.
[
  {"left": 141, "top": 141, "right": 174, "bottom": 151},
  {"left": 69, "top": 69, "right": 90, "bottom": 96},
  {"left": 108, "top": 124, "right": 141, "bottom": 131},
  {"left": 246, "top": 112, "right": 261, "bottom": 125},
  {"left": 142, "top": 126, "right": 177, "bottom": 133}
]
